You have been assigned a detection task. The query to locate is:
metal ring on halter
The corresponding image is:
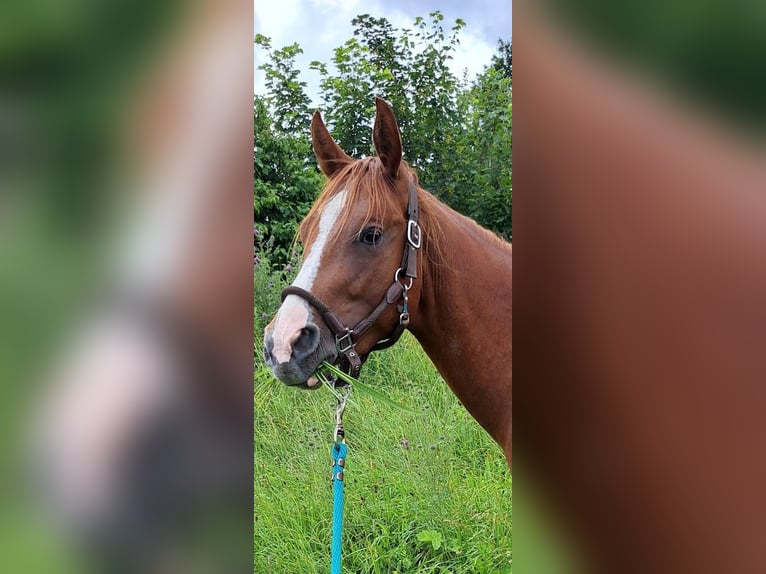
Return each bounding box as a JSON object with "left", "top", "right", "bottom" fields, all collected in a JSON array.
[{"left": 394, "top": 267, "right": 413, "bottom": 290}]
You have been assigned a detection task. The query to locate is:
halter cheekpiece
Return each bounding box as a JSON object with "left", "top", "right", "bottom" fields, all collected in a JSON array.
[{"left": 281, "top": 176, "right": 421, "bottom": 380}]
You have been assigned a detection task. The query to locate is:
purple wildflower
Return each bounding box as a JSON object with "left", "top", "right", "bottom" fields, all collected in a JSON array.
[
  {"left": 399, "top": 438, "right": 409, "bottom": 449},
  {"left": 253, "top": 255, "right": 260, "bottom": 266},
  {"left": 284, "top": 264, "right": 292, "bottom": 272}
]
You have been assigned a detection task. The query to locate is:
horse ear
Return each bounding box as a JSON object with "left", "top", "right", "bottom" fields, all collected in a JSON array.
[
  {"left": 373, "top": 97, "right": 402, "bottom": 179},
  {"left": 311, "top": 110, "right": 352, "bottom": 177}
]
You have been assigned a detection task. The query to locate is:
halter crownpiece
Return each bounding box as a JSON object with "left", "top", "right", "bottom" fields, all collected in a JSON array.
[{"left": 281, "top": 176, "right": 421, "bottom": 380}]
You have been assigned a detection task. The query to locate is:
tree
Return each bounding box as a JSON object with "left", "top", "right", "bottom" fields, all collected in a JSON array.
[
  {"left": 254, "top": 37, "right": 322, "bottom": 263},
  {"left": 311, "top": 10, "right": 464, "bottom": 180},
  {"left": 441, "top": 63, "right": 512, "bottom": 239},
  {"left": 255, "top": 34, "right": 313, "bottom": 136},
  {"left": 254, "top": 14, "right": 513, "bottom": 255},
  {"left": 491, "top": 40, "right": 512, "bottom": 82}
]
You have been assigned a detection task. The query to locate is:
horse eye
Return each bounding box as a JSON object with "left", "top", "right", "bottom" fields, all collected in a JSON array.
[{"left": 359, "top": 227, "right": 382, "bottom": 245}]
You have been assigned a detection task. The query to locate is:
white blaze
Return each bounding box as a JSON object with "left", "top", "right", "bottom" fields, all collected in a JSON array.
[{"left": 270, "top": 190, "right": 347, "bottom": 363}]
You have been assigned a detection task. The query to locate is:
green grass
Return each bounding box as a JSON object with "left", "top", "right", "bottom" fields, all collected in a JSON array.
[{"left": 254, "top": 333, "right": 512, "bottom": 573}]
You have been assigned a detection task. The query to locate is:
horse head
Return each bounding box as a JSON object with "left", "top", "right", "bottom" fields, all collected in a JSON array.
[{"left": 263, "top": 98, "right": 421, "bottom": 388}]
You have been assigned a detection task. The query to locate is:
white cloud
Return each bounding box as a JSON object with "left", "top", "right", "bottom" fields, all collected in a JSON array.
[{"left": 451, "top": 28, "right": 497, "bottom": 82}]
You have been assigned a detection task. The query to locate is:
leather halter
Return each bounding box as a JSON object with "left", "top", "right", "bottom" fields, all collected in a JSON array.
[{"left": 281, "top": 177, "right": 421, "bottom": 379}]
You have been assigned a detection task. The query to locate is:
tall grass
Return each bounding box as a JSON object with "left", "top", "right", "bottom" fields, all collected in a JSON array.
[{"left": 254, "top": 245, "right": 512, "bottom": 573}]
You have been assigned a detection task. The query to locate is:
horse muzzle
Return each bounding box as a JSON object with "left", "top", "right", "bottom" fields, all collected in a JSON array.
[{"left": 263, "top": 321, "right": 335, "bottom": 388}]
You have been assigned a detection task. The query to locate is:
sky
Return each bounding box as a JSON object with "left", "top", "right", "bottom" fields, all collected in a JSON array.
[{"left": 254, "top": 0, "right": 512, "bottom": 101}]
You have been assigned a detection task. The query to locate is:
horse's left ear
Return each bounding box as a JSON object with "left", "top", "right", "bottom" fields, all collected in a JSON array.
[
  {"left": 373, "top": 97, "right": 402, "bottom": 179},
  {"left": 311, "top": 110, "right": 352, "bottom": 178}
]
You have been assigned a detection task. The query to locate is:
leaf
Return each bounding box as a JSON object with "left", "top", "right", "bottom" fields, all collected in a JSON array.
[
  {"left": 416, "top": 529, "right": 443, "bottom": 550},
  {"left": 319, "top": 361, "right": 422, "bottom": 414}
]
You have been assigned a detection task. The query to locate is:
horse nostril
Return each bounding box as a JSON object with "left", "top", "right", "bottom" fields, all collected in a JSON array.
[
  {"left": 291, "top": 323, "right": 321, "bottom": 360},
  {"left": 263, "top": 335, "right": 275, "bottom": 365}
]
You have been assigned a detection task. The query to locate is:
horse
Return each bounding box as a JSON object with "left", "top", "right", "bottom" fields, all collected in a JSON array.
[{"left": 263, "top": 98, "right": 512, "bottom": 466}]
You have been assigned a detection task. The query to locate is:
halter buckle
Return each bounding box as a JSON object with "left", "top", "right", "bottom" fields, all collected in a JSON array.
[
  {"left": 407, "top": 220, "right": 422, "bottom": 249},
  {"left": 336, "top": 330, "right": 355, "bottom": 354}
]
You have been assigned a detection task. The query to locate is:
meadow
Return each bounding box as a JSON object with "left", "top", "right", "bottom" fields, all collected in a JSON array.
[{"left": 254, "top": 255, "right": 512, "bottom": 573}]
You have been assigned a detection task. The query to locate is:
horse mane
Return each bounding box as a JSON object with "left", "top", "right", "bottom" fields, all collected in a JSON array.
[{"left": 297, "top": 157, "right": 447, "bottom": 268}]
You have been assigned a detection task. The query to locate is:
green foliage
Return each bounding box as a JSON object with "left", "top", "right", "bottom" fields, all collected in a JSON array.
[
  {"left": 255, "top": 34, "right": 312, "bottom": 135},
  {"left": 253, "top": 230, "right": 301, "bottom": 334},
  {"left": 441, "top": 66, "right": 513, "bottom": 239},
  {"left": 312, "top": 12, "right": 464, "bottom": 178},
  {"left": 254, "top": 35, "right": 323, "bottom": 264},
  {"left": 254, "top": 95, "right": 321, "bottom": 265},
  {"left": 416, "top": 529, "right": 444, "bottom": 550},
  {"left": 254, "top": 11, "right": 512, "bottom": 256},
  {"left": 492, "top": 39, "right": 513, "bottom": 82}
]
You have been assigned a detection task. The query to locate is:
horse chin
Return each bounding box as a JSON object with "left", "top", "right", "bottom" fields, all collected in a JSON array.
[
  {"left": 287, "top": 373, "right": 324, "bottom": 391},
  {"left": 291, "top": 376, "right": 322, "bottom": 391},
  {"left": 271, "top": 350, "right": 338, "bottom": 390},
  {"left": 302, "top": 354, "right": 344, "bottom": 390},
  {"left": 271, "top": 362, "right": 313, "bottom": 388},
  {"left": 297, "top": 352, "right": 347, "bottom": 391}
]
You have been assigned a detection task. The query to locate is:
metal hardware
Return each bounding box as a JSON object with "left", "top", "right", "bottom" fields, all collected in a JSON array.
[
  {"left": 394, "top": 267, "right": 414, "bottom": 290},
  {"left": 335, "top": 330, "right": 354, "bottom": 354},
  {"left": 399, "top": 288, "right": 410, "bottom": 326},
  {"left": 333, "top": 386, "right": 350, "bottom": 444},
  {"left": 407, "top": 220, "right": 422, "bottom": 249}
]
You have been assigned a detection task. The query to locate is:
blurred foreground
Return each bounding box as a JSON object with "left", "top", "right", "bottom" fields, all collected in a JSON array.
[
  {"left": 515, "top": 1, "right": 766, "bottom": 572},
  {"left": 0, "top": 0, "right": 253, "bottom": 572}
]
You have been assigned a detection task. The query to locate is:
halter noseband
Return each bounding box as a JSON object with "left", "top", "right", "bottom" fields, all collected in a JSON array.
[{"left": 281, "top": 177, "right": 421, "bottom": 380}]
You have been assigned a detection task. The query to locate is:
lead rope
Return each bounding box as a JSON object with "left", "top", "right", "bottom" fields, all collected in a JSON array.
[{"left": 330, "top": 386, "right": 350, "bottom": 574}]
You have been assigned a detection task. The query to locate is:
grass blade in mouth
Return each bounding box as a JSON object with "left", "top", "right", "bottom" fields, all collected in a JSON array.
[
  {"left": 315, "top": 370, "right": 354, "bottom": 406},
  {"left": 319, "top": 361, "right": 422, "bottom": 414}
]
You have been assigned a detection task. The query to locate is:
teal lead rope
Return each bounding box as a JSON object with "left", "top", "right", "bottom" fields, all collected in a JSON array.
[
  {"left": 330, "top": 441, "right": 347, "bottom": 573},
  {"left": 330, "top": 387, "right": 349, "bottom": 574}
]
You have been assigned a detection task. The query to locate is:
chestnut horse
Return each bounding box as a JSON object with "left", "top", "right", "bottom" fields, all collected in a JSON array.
[{"left": 264, "top": 98, "right": 512, "bottom": 465}]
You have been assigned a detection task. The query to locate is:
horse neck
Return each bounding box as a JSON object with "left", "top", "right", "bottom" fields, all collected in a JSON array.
[{"left": 408, "top": 200, "right": 513, "bottom": 456}]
